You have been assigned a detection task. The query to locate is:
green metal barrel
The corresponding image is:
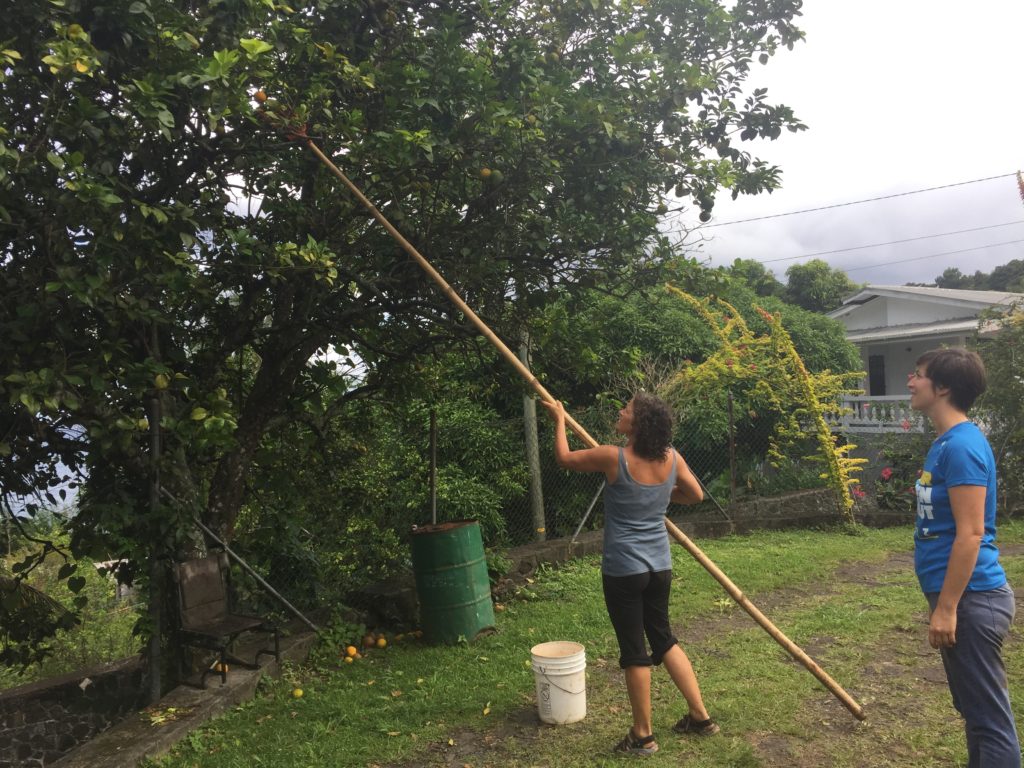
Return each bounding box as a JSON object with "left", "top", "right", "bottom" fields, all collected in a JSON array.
[{"left": 410, "top": 520, "right": 496, "bottom": 645}]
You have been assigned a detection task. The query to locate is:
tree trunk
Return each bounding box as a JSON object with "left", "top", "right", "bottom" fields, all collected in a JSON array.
[
  {"left": 206, "top": 336, "right": 322, "bottom": 539},
  {"left": 147, "top": 326, "right": 163, "bottom": 705}
]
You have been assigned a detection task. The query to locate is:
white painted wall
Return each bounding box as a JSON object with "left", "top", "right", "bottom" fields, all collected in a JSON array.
[
  {"left": 843, "top": 297, "right": 887, "bottom": 330},
  {"left": 859, "top": 335, "right": 968, "bottom": 396},
  {"left": 841, "top": 296, "right": 981, "bottom": 330},
  {"left": 887, "top": 298, "right": 977, "bottom": 325}
]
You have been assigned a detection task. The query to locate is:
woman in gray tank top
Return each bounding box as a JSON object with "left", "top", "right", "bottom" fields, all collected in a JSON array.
[{"left": 543, "top": 393, "right": 719, "bottom": 756}]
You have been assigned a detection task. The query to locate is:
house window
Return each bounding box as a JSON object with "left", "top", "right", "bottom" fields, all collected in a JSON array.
[{"left": 868, "top": 355, "right": 886, "bottom": 396}]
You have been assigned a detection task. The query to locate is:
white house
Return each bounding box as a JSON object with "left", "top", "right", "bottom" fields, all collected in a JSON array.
[{"left": 825, "top": 285, "right": 1024, "bottom": 431}]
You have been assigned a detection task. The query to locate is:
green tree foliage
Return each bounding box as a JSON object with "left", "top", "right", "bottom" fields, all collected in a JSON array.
[
  {"left": 233, "top": 355, "right": 530, "bottom": 602},
  {"left": 533, "top": 257, "right": 860, "bottom": 406},
  {"left": 725, "top": 257, "right": 784, "bottom": 298},
  {"left": 527, "top": 258, "right": 861, "bottom": 502},
  {"left": 975, "top": 307, "right": 1024, "bottom": 514},
  {"left": 0, "top": 0, "right": 806, "bottom": 656},
  {"left": 986, "top": 260, "right": 1024, "bottom": 293},
  {"left": 661, "top": 288, "right": 865, "bottom": 520},
  {"left": 935, "top": 266, "right": 970, "bottom": 289},
  {"left": 784, "top": 258, "right": 860, "bottom": 312},
  {"left": 932, "top": 260, "right": 1024, "bottom": 292},
  {"left": 1, "top": 513, "right": 137, "bottom": 676}
]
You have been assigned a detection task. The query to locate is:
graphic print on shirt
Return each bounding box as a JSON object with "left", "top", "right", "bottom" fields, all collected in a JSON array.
[{"left": 916, "top": 469, "right": 934, "bottom": 536}]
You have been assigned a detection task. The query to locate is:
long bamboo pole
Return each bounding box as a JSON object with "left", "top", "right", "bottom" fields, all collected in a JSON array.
[{"left": 301, "top": 137, "right": 866, "bottom": 721}]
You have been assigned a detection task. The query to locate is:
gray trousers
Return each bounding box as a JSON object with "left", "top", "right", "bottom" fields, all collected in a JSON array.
[{"left": 926, "top": 584, "right": 1020, "bottom": 768}]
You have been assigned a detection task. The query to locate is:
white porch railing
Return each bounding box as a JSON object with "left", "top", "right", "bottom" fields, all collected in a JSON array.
[{"left": 824, "top": 395, "right": 926, "bottom": 434}]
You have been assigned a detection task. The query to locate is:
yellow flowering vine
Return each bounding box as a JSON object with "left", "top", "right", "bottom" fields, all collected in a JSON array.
[{"left": 663, "top": 284, "right": 866, "bottom": 522}]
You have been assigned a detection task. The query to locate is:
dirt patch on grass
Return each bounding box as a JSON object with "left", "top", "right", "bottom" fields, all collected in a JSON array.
[
  {"left": 733, "top": 544, "right": 1024, "bottom": 767},
  {"left": 681, "top": 550, "right": 914, "bottom": 648},
  {"left": 372, "top": 704, "right": 546, "bottom": 768},
  {"left": 387, "top": 545, "right": 1024, "bottom": 767}
]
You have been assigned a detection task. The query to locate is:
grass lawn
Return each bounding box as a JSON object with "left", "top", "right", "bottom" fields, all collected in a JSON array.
[{"left": 148, "top": 521, "right": 1024, "bottom": 767}]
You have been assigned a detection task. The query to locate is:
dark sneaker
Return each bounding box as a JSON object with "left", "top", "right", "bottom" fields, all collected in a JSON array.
[
  {"left": 614, "top": 729, "right": 659, "bottom": 756},
  {"left": 672, "top": 714, "right": 720, "bottom": 736}
]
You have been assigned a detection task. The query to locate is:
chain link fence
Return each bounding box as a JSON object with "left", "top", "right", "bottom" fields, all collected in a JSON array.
[{"left": 498, "top": 404, "right": 827, "bottom": 545}]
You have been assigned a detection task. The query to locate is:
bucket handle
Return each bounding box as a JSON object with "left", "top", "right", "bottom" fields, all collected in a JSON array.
[{"left": 536, "top": 667, "right": 585, "bottom": 696}]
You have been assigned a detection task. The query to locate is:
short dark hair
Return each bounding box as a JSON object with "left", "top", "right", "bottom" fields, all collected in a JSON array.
[
  {"left": 916, "top": 348, "right": 987, "bottom": 412},
  {"left": 631, "top": 392, "right": 674, "bottom": 461}
]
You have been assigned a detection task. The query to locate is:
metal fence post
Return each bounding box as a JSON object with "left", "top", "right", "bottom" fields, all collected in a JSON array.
[
  {"left": 520, "top": 335, "right": 546, "bottom": 541},
  {"left": 728, "top": 390, "right": 737, "bottom": 505}
]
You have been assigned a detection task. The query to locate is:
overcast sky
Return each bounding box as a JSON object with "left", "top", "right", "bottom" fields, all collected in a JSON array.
[{"left": 671, "top": 0, "right": 1024, "bottom": 287}]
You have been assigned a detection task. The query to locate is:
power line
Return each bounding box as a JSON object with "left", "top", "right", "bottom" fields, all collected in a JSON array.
[
  {"left": 700, "top": 172, "right": 1018, "bottom": 228},
  {"left": 758, "top": 220, "right": 1024, "bottom": 265},
  {"left": 842, "top": 238, "right": 1024, "bottom": 274}
]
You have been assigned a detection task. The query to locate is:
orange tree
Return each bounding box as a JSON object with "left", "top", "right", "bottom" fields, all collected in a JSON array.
[
  {"left": 662, "top": 285, "right": 865, "bottom": 522},
  {"left": 1, "top": 0, "right": 806, "bottom": 667}
]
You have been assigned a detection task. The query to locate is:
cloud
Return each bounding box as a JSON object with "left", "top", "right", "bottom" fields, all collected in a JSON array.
[{"left": 677, "top": 0, "right": 1024, "bottom": 286}]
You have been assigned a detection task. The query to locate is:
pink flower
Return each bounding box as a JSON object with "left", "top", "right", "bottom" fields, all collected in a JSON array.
[
  {"left": 901, "top": 418, "right": 911, "bottom": 432},
  {"left": 851, "top": 486, "right": 866, "bottom": 499},
  {"left": 880, "top": 467, "right": 893, "bottom": 481}
]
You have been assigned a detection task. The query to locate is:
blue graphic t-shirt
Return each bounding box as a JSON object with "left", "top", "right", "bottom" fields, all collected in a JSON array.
[{"left": 914, "top": 421, "right": 1006, "bottom": 594}]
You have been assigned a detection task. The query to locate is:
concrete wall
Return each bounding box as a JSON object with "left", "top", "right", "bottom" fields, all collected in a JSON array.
[
  {"left": 0, "top": 657, "right": 147, "bottom": 768},
  {"left": 886, "top": 298, "right": 961, "bottom": 325},
  {"left": 839, "top": 295, "right": 972, "bottom": 331}
]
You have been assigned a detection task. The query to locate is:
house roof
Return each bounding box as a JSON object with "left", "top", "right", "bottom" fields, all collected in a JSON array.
[
  {"left": 843, "top": 318, "right": 986, "bottom": 343},
  {"left": 828, "top": 285, "right": 1024, "bottom": 319}
]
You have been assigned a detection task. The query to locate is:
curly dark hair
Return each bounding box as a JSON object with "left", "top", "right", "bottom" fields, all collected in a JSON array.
[{"left": 630, "top": 392, "right": 674, "bottom": 461}]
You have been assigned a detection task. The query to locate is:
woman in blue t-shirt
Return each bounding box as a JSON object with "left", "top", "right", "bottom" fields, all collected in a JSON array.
[
  {"left": 542, "top": 394, "right": 716, "bottom": 756},
  {"left": 909, "top": 348, "right": 1019, "bottom": 767}
]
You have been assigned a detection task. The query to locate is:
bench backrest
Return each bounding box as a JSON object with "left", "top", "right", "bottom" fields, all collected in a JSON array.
[{"left": 175, "top": 553, "right": 230, "bottom": 630}]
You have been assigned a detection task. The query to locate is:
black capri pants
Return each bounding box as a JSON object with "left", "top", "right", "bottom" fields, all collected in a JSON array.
[{"left": 602, "top": 569, "right": 678, "bottom": 668}]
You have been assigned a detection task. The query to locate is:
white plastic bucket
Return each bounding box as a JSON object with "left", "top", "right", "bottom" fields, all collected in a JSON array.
[{"left": 530, "top": 641, "right": 586, "bottom": 724}]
